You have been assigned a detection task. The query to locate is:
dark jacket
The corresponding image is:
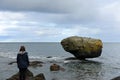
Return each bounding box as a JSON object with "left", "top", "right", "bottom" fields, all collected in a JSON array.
[{"left": 17, "top": 52, "right": 29, "bottom": 68}]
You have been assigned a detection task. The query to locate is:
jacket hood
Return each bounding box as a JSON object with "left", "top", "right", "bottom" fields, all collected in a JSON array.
[{"left": 18, "top": 51, "right": 26, "bottom": 55}]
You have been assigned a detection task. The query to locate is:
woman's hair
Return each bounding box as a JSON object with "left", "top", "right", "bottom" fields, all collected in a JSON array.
[{"left": 19, "top": 46, "right": 26, "bottom": 52}]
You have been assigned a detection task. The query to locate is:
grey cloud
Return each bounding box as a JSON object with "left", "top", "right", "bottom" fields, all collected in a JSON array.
[
  {"left": 0, "top": 0, "right": 100, "bottom": 25},
  {"left": 0, "top": 0, "right": 97, "bottom": 13},
  {"left": 0, "top": 0, "right": 74, "bottom": 13}
]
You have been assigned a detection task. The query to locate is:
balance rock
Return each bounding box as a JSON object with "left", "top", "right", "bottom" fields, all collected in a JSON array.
[{"left": 61, "top": 36, "right": 103, "bottom": 59}]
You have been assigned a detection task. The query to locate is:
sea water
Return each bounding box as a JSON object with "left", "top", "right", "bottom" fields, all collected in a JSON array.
[{"left": 0, "top": 42, "right": 120, "bottom": 80}]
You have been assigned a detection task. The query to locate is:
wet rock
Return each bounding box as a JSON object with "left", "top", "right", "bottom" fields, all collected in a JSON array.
[
  {"left": 65, "top": 57, "right": 78, "bottom": 60},
  {"left": 8, "top": 61, "right": 16, "bottom": 65},
  {"left": 47, "top": 56, "right": 52, "bottom": 58},
  {"left": 34, "top": 73, "right": 46, "bottom": 80},
  {"left": 50, "top": 64, "right": 60, "bottom": 71},
  {"left": 61, "top": 36, "right": 103, "bottom": 60},
  {"left": 111, "top": 76, "right": 120, "bottom": 80},
  {"left": 29, "top": 61, "right": 43, "bottom": 67},
  {"left": 8, "top": 61, "right": 44, "bottom": 67},
  {"left": 7, "top": 69, "right": 46, "bottom": 80},
  {"left": 50, "top": 63, "right": 65, "bottom": 71},
  {"left": 6, "top": 69, "right": 33, "bottom": 80}
]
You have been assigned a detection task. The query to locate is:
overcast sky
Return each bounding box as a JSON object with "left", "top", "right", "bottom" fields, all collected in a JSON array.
[{"left": 0, "top": 0, "right": 119, "bottom": 42}]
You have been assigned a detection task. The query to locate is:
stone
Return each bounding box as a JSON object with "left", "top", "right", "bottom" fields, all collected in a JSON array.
[
  {"left": 34, "top": 73, "right": 46, "bottom": 80},
  {"left": 8, "top": 61, "right": 44, "bottom": 67},
  {"left": 6, "top": 69, "right": 33, "bottom": 80},
  {"left": 47, "top": 56, "right": 52, "bottom": 58},
  {"left": 8, "top": 61, "right": 16, "bottom": 65},
  {"left": 111, "top": 76, "right": 120, "bottom": 80},
  {"left": 50, "top": 64, "right": 60, "bottom": 71},
  {"left": 65, "top": 57, "right": 78, "bottom": 60},
  {"left": 61, "top": 36, "right": 103, "bottom": 59},
  {"left": 29, "top": 61, "right": 43, "bottom": 67}
]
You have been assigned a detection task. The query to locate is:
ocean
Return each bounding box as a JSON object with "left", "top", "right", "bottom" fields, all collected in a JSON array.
[{"left": 0, "top": 42, "right": 120, "bottom": 80}]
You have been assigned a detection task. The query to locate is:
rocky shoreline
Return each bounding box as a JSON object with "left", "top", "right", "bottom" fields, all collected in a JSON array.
[
  {"left": 6, "top": 58, "right": 120, "bottom": 80},
  {"left": 7, "top": 60, "right": 65, "bottom": 80},
  {"left": 5, "top": 36, "right": 119, "bottom": 80},
  {"left": 6, "top": 69, "right": 45, "bottom": 80}
]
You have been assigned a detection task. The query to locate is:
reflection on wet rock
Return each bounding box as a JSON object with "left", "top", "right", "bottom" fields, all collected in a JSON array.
[{"left": 63, "top": 60, "right": 102, "bottom": 80}]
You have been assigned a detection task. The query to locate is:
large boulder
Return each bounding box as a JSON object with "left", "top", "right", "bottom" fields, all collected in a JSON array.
[{"left": 61, "top": 36, "right": 103, "bottom": 59}]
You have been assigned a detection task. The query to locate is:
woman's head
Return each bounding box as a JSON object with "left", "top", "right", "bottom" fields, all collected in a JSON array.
[{"left": 19, "top": 46, "right": 26, "bottom": 52}]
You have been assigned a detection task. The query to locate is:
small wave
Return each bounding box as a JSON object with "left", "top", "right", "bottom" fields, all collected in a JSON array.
[
  {"left": 29, "top": 56, "right": 66, "bottom": 61},
  {"left": 0, "top": 52, "right": 66, "bottom": 62},
  {"left": 0, "top": 52, "right": 16, "bottom": 59}
]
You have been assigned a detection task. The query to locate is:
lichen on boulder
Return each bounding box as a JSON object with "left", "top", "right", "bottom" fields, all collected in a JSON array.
[{"left": 61, "top": 36, "right": 103, "bottom": 60}]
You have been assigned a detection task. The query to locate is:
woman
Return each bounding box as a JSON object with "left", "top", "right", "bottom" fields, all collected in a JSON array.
[{"left": 17, "top": 46, "right": 29, "bottom": 80}]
